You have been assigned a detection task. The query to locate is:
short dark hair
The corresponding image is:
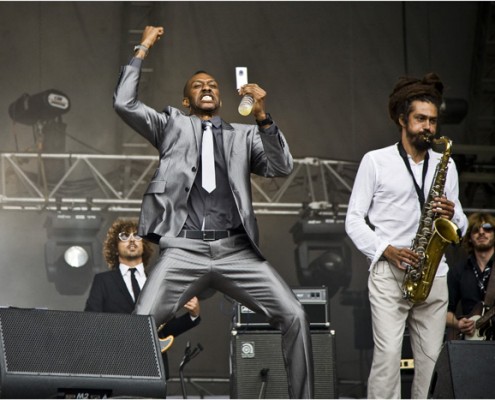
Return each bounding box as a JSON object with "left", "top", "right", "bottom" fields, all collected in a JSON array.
[{"left": 183, "top": 70, "right": 210, "bottom": 97}]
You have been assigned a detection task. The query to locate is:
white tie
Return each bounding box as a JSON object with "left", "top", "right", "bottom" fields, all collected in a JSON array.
[{"left": 201, "top": 121, "right": 216, "bottom": 193}]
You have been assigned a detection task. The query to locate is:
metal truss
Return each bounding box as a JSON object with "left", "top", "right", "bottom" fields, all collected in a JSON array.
[{"left": 0, "top": 152, "right": 359, "bottom": 218}]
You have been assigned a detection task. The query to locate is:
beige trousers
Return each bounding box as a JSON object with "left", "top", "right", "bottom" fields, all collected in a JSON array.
[{"left": 367, "top": 261, "right": 448, "bottom": 399}]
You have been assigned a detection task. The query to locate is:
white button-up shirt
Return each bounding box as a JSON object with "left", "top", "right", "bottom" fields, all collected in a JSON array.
[
  {"left": 119, "top": 263, "right": 146, "bottom": 301},
  {"left": 345, "top": 143, "right": 468, "bottom": 275}
]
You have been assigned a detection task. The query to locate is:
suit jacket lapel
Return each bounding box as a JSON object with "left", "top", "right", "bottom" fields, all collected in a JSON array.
[
  {"left": 111, "top": 269, "right": 135, "bottom": 307},
  {"left": 221, "top": 120, "right": 235, "bottom": 167},
  {"left": 191, "top": 116, "right": 202, "bottom": 155}
]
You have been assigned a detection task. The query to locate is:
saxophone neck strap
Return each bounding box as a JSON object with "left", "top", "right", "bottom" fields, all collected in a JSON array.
[{"left": 397, "top": 141, "right": 429, "bottom": 210}]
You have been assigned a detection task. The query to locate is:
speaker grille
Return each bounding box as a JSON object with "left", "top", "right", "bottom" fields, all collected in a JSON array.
[
  {"left": 429, "top": 340, "right": 495, "bottom": 399},
  {"left": 0, "top": 308, "right": 161, "bottom": 378},
  {"left": 230, "top": 330, "right": 337, "bottom": 399}
]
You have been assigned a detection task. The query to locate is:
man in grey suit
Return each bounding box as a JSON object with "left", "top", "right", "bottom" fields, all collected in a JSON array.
[{"left": 113, "top": 25, "right": 313, "bottom": 398}]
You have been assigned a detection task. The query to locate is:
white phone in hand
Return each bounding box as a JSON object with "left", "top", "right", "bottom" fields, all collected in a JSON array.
[{"left": 236, "top": 67, "right": 248, "bottom": 90}]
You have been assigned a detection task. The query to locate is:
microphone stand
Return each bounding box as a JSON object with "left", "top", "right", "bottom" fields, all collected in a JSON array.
[
  {"left": 179, "top": 341, "right": 204, "bottom": 399},
  {"left": 258, "top": 368, "right": 270, "bottom": 399}
]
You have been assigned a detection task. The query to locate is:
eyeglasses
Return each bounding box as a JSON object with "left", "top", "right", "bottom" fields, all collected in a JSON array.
[
  {"left": 473, "top": 223, "right": 494, "bottom": 234},
  {"left": 118, "top": 232, "right": 143, "bottom": 242}
]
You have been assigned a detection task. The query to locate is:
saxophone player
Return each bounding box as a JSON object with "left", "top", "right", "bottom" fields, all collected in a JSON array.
[{"left": 345, "top": 73, "right": 468, "bottom": 399}]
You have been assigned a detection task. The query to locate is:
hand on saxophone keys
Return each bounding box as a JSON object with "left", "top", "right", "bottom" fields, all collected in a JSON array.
[
  {"left": 383, "top": 245, "right": 420, "bottom": 271},
  {"left": 433, "top": 195, "right": 455, "bottom": 220}
]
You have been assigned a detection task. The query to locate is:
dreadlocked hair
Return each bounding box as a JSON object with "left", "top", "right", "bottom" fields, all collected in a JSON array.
[{"left": 388, "top": 72, "right": 444, "bottom": 129}]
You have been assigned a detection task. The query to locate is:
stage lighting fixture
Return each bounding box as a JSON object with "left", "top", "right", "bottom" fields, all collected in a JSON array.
[
  {"left": 44, "top": 213, "right": 103, "bottom": 295},
  {"left": 64, "top": 246, "right": 89, "bottom": 268},
  {"left": 8, "top": 89, "right": 70, "bottom": 126},
  {"left": 291, "top": 218, "right": 352, "bottom": 299}
]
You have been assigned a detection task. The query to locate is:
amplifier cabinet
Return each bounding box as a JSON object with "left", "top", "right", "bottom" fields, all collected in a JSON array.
[
  {"left": 230, "top": 329, "right": 337, "bottom": 399},
  {"left": 233, "top": 287, "right": 330, "bottom": 329}
]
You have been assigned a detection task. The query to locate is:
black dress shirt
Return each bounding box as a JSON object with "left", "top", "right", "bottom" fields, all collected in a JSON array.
[
  {"left": 448, "top": 254, "right": 494, "bottom": 316},
  {"left": 183, "top": 115, "right": 242, "bottom": 231}
]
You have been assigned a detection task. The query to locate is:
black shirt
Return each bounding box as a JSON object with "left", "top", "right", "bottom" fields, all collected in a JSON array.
[
  {"left": 183, "top": 115, "right": 243, "bottom": 231},
  {"left": 448, "top": 254, "right": 494, "bottom": 316}
]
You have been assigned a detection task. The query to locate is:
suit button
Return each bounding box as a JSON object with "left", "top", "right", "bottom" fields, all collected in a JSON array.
[
  {"left": 185, "top": 187, "right": 190, "bottom": 192},
  {"left": 192, "top": 166, "right": 197, "bottom": 172}
]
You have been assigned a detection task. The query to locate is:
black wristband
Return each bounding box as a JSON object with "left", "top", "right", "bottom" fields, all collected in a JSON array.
[{"left": 256, "top": 113, "right": 273, "bottom": 127}]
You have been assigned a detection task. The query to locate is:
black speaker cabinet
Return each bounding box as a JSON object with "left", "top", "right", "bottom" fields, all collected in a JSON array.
[
  {"left": 428, "top": 340, "right": 495, "bottom": 399},
  {"left": 230, "top": 329, "right": 337, "bottom": 399},
  {"left": 401, "top": 328, "right": 414, "bottom": 399},
  {"left": 0, "top": 308, "right": 166, "bottom": 398}
]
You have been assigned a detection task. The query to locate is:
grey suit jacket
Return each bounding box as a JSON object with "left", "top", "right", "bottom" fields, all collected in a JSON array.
[{"left": 113, "top": 64, "right": 294, "bottom": 257}]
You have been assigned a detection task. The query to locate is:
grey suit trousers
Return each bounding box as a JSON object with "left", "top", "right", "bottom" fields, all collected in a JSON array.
[{"left": 134, "top": 233, "right": 314, "bottom": 399}]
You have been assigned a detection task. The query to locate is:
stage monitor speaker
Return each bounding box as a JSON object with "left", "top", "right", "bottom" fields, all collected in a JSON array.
[
  {"left": 0, "top": 308, "right": 166, "bottom": 399},
  {"left": 230, "top": 329, "right": 337, "bottom": 399},
  {"left": 428, "top": 340, "right": 495, "bottom": 399}
]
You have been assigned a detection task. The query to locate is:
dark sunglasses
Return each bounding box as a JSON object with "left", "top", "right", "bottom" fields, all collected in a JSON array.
[{"left": 473, "top": 223, "right": 494, "bottom": 233}]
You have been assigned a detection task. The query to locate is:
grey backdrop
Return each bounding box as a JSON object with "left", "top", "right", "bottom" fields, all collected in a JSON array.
[{"left": 0, "top": 2, "right": 479, "bottom": 397}]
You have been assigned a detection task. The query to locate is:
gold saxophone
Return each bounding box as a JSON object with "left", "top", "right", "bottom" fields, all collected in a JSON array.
[{"left": 401, "top": 136, "right": 461, "bottom": 304}]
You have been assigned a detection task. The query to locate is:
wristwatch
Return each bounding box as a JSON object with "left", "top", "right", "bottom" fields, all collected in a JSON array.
[
  {"left": 133, "top": 44, "right": 149, "bottom": 56},
  {"left": 256, "top": 113, "right": 273, "bottom": 127}
]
